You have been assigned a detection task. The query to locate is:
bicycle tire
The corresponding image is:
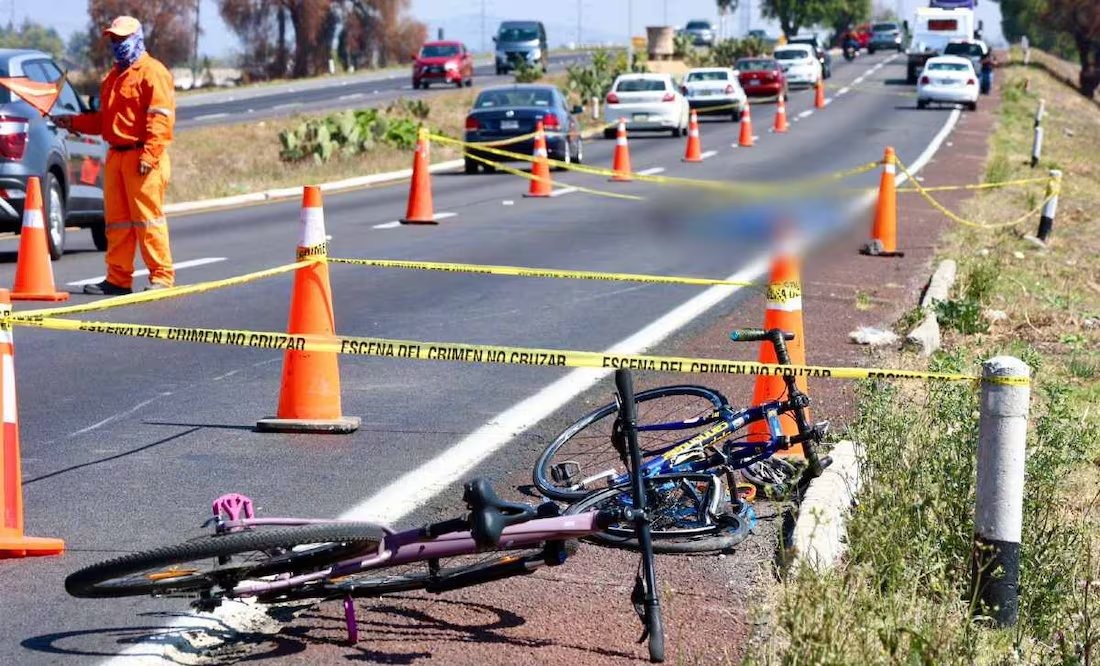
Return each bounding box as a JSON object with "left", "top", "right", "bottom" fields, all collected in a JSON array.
[
  {"left": 318, "top": 542, "right": 576, "bottom": 598},
  {"left": 740, "top": 457, "right": 801, "bottom": 497},
  {"left": 65, "top": 523, "right": 384, "bottom": 599},
  {"left": 533, "top": 385, "right": 728, "bottom": 501},
  {"left": 565, "top": 476, "right": 753, "bottom": 554}
]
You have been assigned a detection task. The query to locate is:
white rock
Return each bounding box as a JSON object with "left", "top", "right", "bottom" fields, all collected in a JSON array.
[
  {"left": 1013, "top": 251, "right": 1026, "bottom": 259},
  {"left": 848, "top": 326, "right": 899, "bottom": 346},
  {"left": 984, "top": 309, "right": 1008, "bottom": 322}
]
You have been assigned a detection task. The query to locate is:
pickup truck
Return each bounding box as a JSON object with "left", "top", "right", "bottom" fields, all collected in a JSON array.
[{"left": 905, "top": 7, "right": 979, "bottom": 83}]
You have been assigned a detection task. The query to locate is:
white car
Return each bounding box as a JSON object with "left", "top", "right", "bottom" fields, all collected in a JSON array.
[
  {"left": 681, "top": 67, "right": 747, "bottom": 121},
  {"left": 917, "top": 55, "right": 979, "bottom": 111},
  {"left": 603, "top": 73, "right": 689, "bottom": 138},
  {"left": 772, "top": 44, "right": 821, "bottom": 88}
]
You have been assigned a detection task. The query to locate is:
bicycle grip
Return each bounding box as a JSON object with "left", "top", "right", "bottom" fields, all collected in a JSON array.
[
  {"left": 614, "top": 369, "right": 636, "bottom": 420},
  {"left": 729, "top": 328, "right": 796, "bottom": 342}
]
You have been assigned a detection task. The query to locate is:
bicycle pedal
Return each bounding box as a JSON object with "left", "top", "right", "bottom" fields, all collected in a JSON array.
[{"left": 550, "top": 461, "right": 581, "bottom": 485}]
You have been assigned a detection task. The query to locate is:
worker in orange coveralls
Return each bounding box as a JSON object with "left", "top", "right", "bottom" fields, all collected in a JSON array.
[{"left": 56, "top": 16, "right": 175, "bottom": 295}]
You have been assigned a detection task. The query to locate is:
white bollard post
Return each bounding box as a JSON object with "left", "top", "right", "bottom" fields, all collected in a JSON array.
[
  {"left": 1036, "top": 169, "right": 1062, "bottom": 243},
  {"left": 591, "top": 96, "right": 600, "bottom": 120},
  {"left": 970, "top": 356, "right": 1030, "bottom": 627},
  {"left": 1022, "top": 36, "right": 1030, "bottom": 65},
  {"left": 1030, "top": 99, "right": 1045, "bottom": 168}
]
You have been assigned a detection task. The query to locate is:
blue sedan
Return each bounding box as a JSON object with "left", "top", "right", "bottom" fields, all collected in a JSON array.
[{"left": 463, "top": 84, "right": 584, "bottom": 174}]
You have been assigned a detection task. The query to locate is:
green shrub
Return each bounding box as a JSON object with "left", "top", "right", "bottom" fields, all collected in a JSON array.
[
  {"left": 278, "top": 108, "right": 421, "bottom": 163},
  {"left": 513, "top": 59, "right": 542, "bottom": 83}
]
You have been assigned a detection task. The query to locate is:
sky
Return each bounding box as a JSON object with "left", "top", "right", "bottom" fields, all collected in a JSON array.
[{"left": 11, "top": 0, "right": 1006, "bottom": 60}]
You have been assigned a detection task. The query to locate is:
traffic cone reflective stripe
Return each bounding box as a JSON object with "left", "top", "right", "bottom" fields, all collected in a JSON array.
[
  {"left": 0, "top": 290, "right": 64, "bottom": 558},
  {"left": 525, "top": 120, "right": 553, "bottom": 197},
  {"left": 256, "top": 187, "right": 360, "bottom": 434},
  {"left": 738, "top": 101, "right": 754, "bottom": 147},
  {"left": 400, "top": 127, "right": 436, "bottom": 224},
  {"left": 682, "top": 110, "right": 703, "bottom": 162},
  {"left": 814, "top": 79, "right": 826, "bottom": 108},
  {"left": 773, "top": 93, "right": 789, "bottom": 133},
  {"left": 610, "top": 119, "right": 633, "bottom": 181},
  {"left": 861, "top": 146, "right": 904, "bottom": 257},
  {"left": 746, "top": 253, "right": 809, "bottom": 458},
  {"left": 10, "top": 177, "right": 68, "bottom": 302}
]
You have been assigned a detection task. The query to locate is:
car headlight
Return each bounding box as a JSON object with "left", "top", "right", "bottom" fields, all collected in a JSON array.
[
  {"left": 529, "top": 48, "right": 541, "bottom": 60},
  {"left": 445, "top": 61, "right": 458, "bottom": 71}
]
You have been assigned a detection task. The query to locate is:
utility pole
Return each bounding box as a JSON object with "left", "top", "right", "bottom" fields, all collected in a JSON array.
[
  {"left": 626, "top": 0, "right": 633, "bottom": 62},
  {"left": 192, "top": 0, "right": 200, "bottom": 83},
  {"left": 480, "top": 0, "right": 486, "bottom": 53},
  {"left": 576, "top": 0, "right": 581, "bottom": 47}
]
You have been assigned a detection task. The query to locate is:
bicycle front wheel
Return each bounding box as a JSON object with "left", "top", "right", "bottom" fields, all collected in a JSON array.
[
  {"left": 565, "top": 474, "right": 753, "bottom": 554},
  {"left": 533, "top": 385, "right": 728, "bottom": 501},
  {"left": 65, "top": 523, "right": 384, "bottom": 599}
]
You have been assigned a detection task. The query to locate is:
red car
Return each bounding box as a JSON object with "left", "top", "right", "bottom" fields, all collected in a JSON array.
[
  {"left": 853, "top": 23, "right": 873, "bottom": 49},
  {"left": 734, "top": 57, "right": 788, "bottom": 99},
  {"left": 412, "top": 40, "right": 473, "bottom": 89}
]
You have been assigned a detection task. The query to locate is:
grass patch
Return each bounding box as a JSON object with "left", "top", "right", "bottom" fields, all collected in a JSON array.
[
  {"left": 167, "top": 74, "right": 569, "bottom": 202},
  {"left": 754, "top": 51, "right": 1100, "bottom": 664}
]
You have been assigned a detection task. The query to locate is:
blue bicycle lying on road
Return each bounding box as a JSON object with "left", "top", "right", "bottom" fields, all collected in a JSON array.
[{"left": 535, "top": 328, "right": 831, "bottom": 552}]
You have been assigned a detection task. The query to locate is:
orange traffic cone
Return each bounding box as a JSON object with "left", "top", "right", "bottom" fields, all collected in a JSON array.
[
  {"left": 609, "top": 118, "right": 633, "bottom": 182},
  {"left": 256, "top": 187, "right": 360, "bottom": 434},
  {"left": 0, "top": 289, "right": 65, "bottom": 558},
  {"left": 400, "top": 127, "right": 436, "bottom": 224},
  {"left": 682, "top": 110, "right": 703, "bottom": 162},
  {"left": 738, "top": 100, "right": 754, "bottom": 147},
  {"left": 524, "top": 120, "right": 553, "bottom": 198},
  {"left": 746, "top": 252, "right": 809, "bottom": 458},
  {"left": 773, "top": 93, "right": 789, "bottom": 133},
  {"left": 814, "top": 79, "right": 826, "bottom": 109},
  {"left": 10, "top": 177, "right": 68, "bottom": 302},
  {"left": 861, "top": 146, "right": 904, "bottom": 257}
]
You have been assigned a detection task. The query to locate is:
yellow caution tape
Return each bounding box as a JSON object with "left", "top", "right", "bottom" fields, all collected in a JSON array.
[
  {"left": 6, "top": 314, "right": 1032, "bottom": 386},
  {"left": 765, "top": 280, "right": 801, "bottom": 302},
  {"left": 328, "top": 258, "right": 760, "bottom": 288},
  {"left": 896, "top": 159, "right": 1055, "bottom": 229},
  {"left": 15, "top": 260, "right": 314, "bottom": 319},
  {"left": 462, "top": 150, "right": 643, "bottom": 201},
  {"left": 896, "top": 177, "right": 1049, "bottom": 193}
]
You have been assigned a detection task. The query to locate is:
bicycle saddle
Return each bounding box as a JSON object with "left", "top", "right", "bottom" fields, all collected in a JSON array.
[{"left": 463, "top": 478, "right": 538, "bottom": 548}]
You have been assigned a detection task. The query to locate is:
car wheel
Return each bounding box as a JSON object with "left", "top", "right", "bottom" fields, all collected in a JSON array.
[
  {"left": 482, "top": 162, "right": 496, "bottom": 174},
  {"left": 603, "top": 127, "right": 616, "bottom": 139},
  {"left": 670, "top": 126, "right": 680, "bottom": 137},
  {"left": 465, "top": 78, "right": 473, "bottom": 87},
  {"left": 869, "top": 46, "right": 876, "bottom": 55},
  {"left": 43, "top": 171, "right": 66, "bottom": 260},
  {"left": 967, "top": 101, "right": 978, "bottom": 112},
  {"left": 90, "top": 220, "right": 107, "bottom": 251},
  {"left": 917, "top": 99, "right": 928, "bottom": 109},
  {"left": 464, "top": 158, "right": 479, "bottom": 174},
  {"left": 557, "top": 141, "right": 571, "bottom": 170},
  {"left": 574, "top": 138, "right": 583, "bottom": 164}
]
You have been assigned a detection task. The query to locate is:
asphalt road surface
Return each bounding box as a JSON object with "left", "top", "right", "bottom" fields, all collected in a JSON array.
[
  {"left": 0, "top": 52, "right": 963, "bottom": 664},
  {"left": 176, "top": 53, "right": 587, "bottom": 129}
]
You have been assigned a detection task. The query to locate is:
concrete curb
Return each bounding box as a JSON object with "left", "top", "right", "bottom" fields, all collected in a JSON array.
[
  {"left": 163, "top": 159, "right": 464, "bottom": 215},
  {"left": 790, "top": 440, "right": 863, "bottom": 571},
  {"left": 905, "top": 259, "right": 957, "bottom": 356}
]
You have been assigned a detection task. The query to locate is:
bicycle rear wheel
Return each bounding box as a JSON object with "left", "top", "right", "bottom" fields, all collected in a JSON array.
[
  {"left": 565, "top": 474, "right": 754, "bottom": 554},
  {"left": 65, "top": 523, "right": 384, "bottom": 599},
  {"left": 533, "top": 385, "right": 727, "bottom": 501}
]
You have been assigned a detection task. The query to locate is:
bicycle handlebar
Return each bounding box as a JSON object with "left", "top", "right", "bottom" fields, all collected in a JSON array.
[{"left": 728, "top": 328, "right": 795, "bottom": 343}]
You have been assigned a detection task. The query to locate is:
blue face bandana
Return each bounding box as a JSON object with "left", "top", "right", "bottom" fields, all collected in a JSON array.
[{"left": 111, "top": 28, "right": 146, "bottom": 69}]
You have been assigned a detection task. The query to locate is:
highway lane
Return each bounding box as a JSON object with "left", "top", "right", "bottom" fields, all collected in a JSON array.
[
  {"left": 0, "top": 52, "right": 958, "bottom": 663},
  {"left": 176, "top": 53, "right": 587, "bottom": 129}
]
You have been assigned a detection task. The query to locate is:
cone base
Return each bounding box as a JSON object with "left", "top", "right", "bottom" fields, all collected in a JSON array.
[
  {"left": 860, "top": 241, "right": 904, "bottom": 257},
  {"left": 400, "top": 218, "right": 439, "bottom": 225},
  {"left": 682, "top": 157, "right": 703, "bottom": 163},
  {"left": 11, "top": 291, "right": 70, "bottom": 302},
  {"left": 256, "top": 415, "right": 361, "bottom": 434},
  {"left": 0, "top": 535, "right": 65, "bottom": 558},
  {"left": 523, "top": 192, "right": 552, "bottom": 198},
  {"left": 609, "top": 175, "right": 632, "bottom": 182}
]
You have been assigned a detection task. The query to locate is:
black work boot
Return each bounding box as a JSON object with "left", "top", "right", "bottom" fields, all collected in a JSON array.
[{"left": 83, "top": 280, "right": 132, "bottom": 296}]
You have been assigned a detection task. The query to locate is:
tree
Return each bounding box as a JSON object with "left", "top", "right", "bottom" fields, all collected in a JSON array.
[
  {"left": 66, "top": 30, "right": 93, "bottom": 67},
  {"left": 86, "top": 0, "right": 199, "bottom": 67},
  {"left": 826, "top": 0, "right": 871, "bottom": 46},
  {"left": 1045, "top": 0, "right": 1100, "bottom": 96},
  {"left": 761, "top": 0, "right": 833, "bottom": 38},
  {"left": 0, "top": 20, "right": 66, "bottom": 60}
]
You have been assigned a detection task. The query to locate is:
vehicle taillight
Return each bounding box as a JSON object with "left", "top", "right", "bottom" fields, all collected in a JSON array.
[
  {"left": 465, "top": 116, "right": 480, "bottom": 131},
  {"left": 542, "top": 114, "right": 560, "bottom": 129},
  {"left": 965, "top": 78, "right": 976, "bottom": 86},
  {"left": 920, "top": 76, "right": 930, "bottom": 85},
  {"left": 772, "top": 70, "right": 781, "bottom": 78},
  {"left": 724, "top": 84, "right": 734, "bottom": 94},
  {"left": 0, "top": 116, "right": 29, "bottom": 161},
  {"left": 661, "top": 92, "right": 676, "bottom": 102},
  {"left": 606, "top": 92, "right": 619, "bottom": 104}
]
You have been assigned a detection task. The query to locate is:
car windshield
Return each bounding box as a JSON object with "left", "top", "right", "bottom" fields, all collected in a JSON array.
[
  {"left": 945, "top": 43, "right": 984, "bottom": 57},
  {"left": 420, "top": 45, "right": 459, "bottom": 58},
  {"left": 475, "top": 89, "right": 554, "bottom": 108},
  {"left": 873, "top": 23, "right": 898, "bottom": 32},
  {"left": 736, "top": 59, "right": 775, "bottom": 71},
  {"left": 616, "top": 78, "right": 668, "bottom": 92},
  {"left": 686, "top": 21, "right": 711, "bottom": 30},
  {"left": 927, "top": 62, "right": 970, "bottom": 71},
  {"left": 774, "top": 49, "right": 808, "bottom": 61},
  {"left": 498, "top": 27, "right": 539, "bottom": 42},
  {"left": 686, "top": 71, "right": 728, "bottom": 82}
]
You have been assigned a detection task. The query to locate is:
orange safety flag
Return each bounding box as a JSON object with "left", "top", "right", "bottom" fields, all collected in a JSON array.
[{"left": 0, "top": 77, "right": 61, "bottom": 117}]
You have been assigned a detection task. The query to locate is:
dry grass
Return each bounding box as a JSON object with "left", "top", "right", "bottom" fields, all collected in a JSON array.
[{"left": 166, "top": 73, "right": 569, "bottom": 203}]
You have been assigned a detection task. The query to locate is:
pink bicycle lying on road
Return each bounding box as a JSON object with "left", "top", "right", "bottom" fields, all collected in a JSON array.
[{"left": 65, "top": 369, "right": 667, "bottom": 663}]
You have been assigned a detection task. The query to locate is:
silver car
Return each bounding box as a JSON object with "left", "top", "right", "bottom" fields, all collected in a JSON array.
[
  {"left": 680, "top": 20, "right": 716, "bottom": 47},
  {"left": 0, "top": 49, "right": 106, "bottom": 259}
]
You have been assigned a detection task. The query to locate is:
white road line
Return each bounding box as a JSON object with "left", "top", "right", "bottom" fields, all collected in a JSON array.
[
  {"left": 433, "top": 212, "right": 458, "bottom": 221},
  {"left": 797, "top": 110, "right": 814, "bottom": 119},
  {"left": 339, "top": 93, "right": 364, "bottom": 101},
  {"left": 401, "top": 84, "right": 414, "bottom": 90},
  {"left": 273, "top": 102, "right": 301, "bottom": 110},
  {"left": 67, "top": 257, "right": 226, "bottom": 286},
  {"left": 838, "top": 87, "right": 850, "bottom": 95},
  {"left": 699, "top": 150, "right": 717, "bottom": 160},
  {"left": 549, "top": 187, "right": 578, "bottom": 197},
  {"left": 636, "top": 167, "right": 665, "bottom": 176},
  {"left": 824, "top": 98, "right": 833, "bottom": 106},
  {"left": 853, "top": 76, "right": 866, "bottom": 85},
  {"left": 193, "top": 112, "right": 228, "bottom": 122},
  {"left": 372, "top": 221, "right": 401, "bottom": 229},
  {"left": 104, "top": 105, "right": 967, "bottom": 666}
]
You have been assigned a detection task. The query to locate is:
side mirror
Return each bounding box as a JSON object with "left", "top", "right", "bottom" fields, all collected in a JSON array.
[
  {"left": 571, "top": 104, "right": 583, "bottom": 114},
  {"left": 902, "top": 20, "right": 909, "bottom": 33},
  {"left": 492, "top": 36, "right": 497, "bottom": 44},
  {"left": 410, "top": 53, "right": 418, "bottom": 61},
  {"left": 87, "top": 94, "right": 100, "bottom": 112}
]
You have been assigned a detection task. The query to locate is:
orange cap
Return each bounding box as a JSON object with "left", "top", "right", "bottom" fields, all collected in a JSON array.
[{"left": 103, "top": 16, "right": 141, "bottom": 37}]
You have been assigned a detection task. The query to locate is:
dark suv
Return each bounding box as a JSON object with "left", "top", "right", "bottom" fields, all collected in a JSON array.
[{"left": 0, "top": 49, "right": 106, "bottom": 259}]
